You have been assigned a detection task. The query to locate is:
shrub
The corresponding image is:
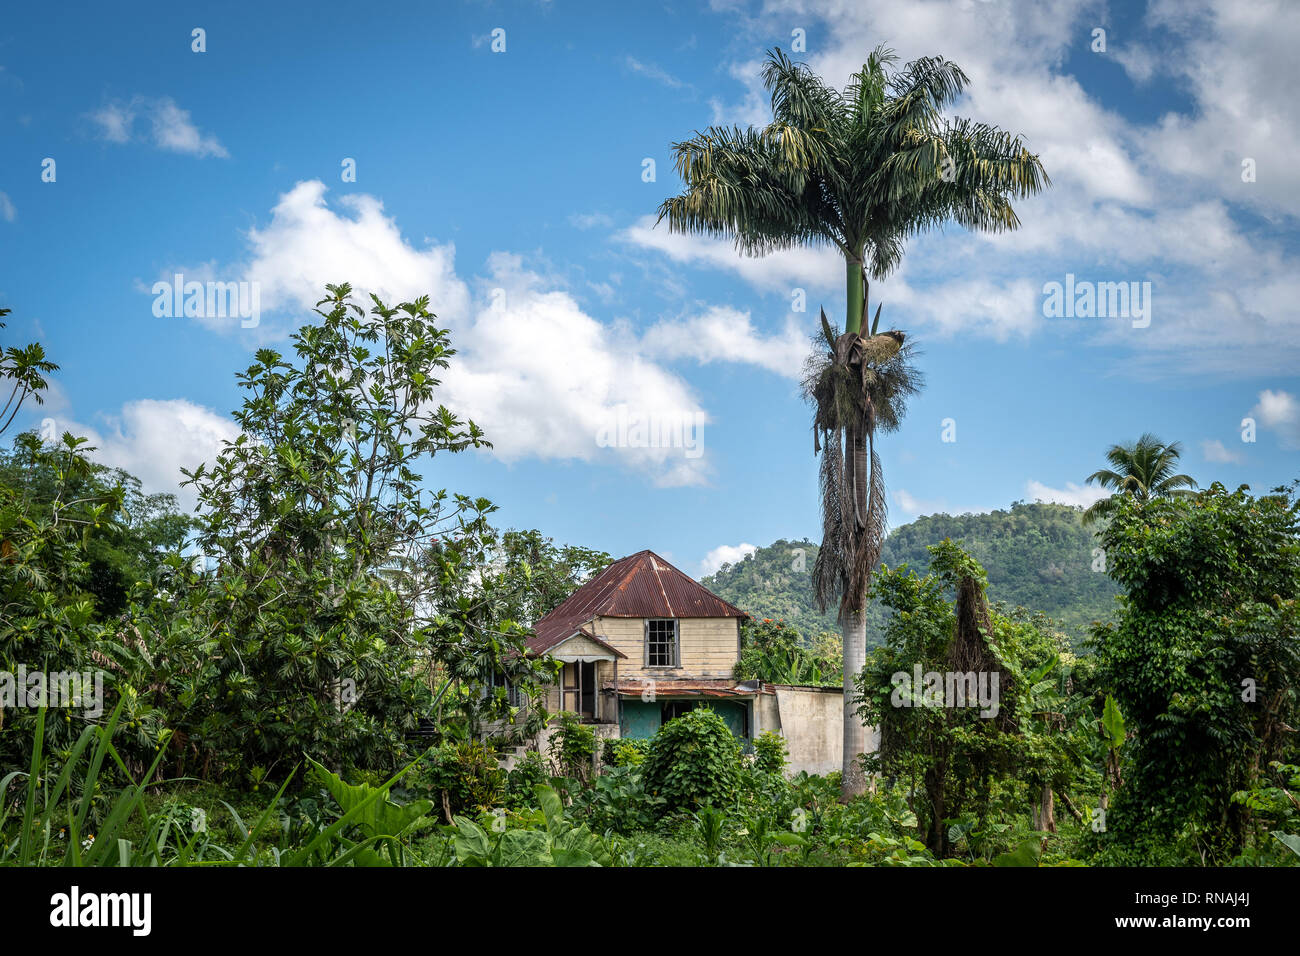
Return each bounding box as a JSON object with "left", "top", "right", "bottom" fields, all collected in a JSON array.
[
  {"left": 642, "top": 707, "right": 740, "bottom": 812},
  {"left": 602, "top": 737, "right": 649, "bottom": 767},
  {"left": 574, "top": 764, "right": 665, "bottom": 833},
  {"left": 551, "top": 713, "right": 597, "bottom": 782},
  {"left": 753, "top": 731, "right": 789, "bottom": 775},
  {"left": 505, "top": 752, "right": 551, "bottom": 811},
  {"left": 412, "top": 741, "right": 505, "bottom": 821}
]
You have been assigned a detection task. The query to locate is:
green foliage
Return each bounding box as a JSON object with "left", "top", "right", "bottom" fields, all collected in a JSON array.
[
  {"left": 991, "top": 836, "right": 1044, "bottom": 867},
  {"left": 657, "top": 47, "right": 1047, "bottom": 316},
  {"left": 573, "top": 764, "right": 665, "bottom": 834},
  {"left": 1093, "top": 482, "right": 1300, "bottom": 863},
  {"left": 421, "top": 526, "right": 608, "bottom": 740},
  {"left": 693, "top": 805, "right": 727, "bottom": 861},
  {"left": 734, "top": 617, "right": 840, "bottom": 686},
  {"left": 172, "top": 286, "right": 497, "bottom": 778},
  {"left": 857, "top": 541, "right": 1091, "bottom": 857},
  {"left": 1231, "top": 762, "right": 1300, "bottom": 865},
  {"left": 504, "top": 752, "right": 551, "bottom": 811},
  {"left": 0, "top": 704, "right": 431, "bottom": 867},
  {"left": 1100, "top": 694, "right": 1125, "bottom": 749},
  {"left": 0, "top": 430, "right": 192, "bottom": 777},
  {"left": 1082, "top": 433, "right": 1198, "bottom": 525},
  {"left": 448, "top": 785, "right": 615, "bottom": 867},
  {"left": 551, "top": 713, "right": 597, "bottom": 782},
  {"left": 409, "top": 741, "right": 505, "bottom": 821},
  {"left": 602, "top": 736, "right": 649, "bottom": 768},
  {"left": 448, "top": 528, "right": 612, "bottom": 626},
  {"left": 642, "top": 707, "right": 741, "bottom": 812},
  {"left": 0, "top": 308, "right": 59, "bottom": 439},
  {"left": 0, "top": 435, "right": 190, "bottom": 619},
  {"left": 753, "top": 730, "right": 789, "bottom": 775},
  {"left": 704, "top": 505, "right": 1122, "bottom": 649}
]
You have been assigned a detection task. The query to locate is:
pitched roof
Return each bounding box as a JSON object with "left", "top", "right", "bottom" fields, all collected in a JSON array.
[{"left": 527, "top": 550, "right": 747, "bottom": 656}]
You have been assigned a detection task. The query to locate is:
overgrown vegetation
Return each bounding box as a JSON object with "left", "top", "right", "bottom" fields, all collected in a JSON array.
[{"left": 2, "top": 291, "right": 1297, "bottom": 869}]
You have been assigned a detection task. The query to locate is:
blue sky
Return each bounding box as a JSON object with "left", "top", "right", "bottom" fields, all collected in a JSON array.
[{"left": 2, "top": 0, "right": 1298, "bottom": 577}]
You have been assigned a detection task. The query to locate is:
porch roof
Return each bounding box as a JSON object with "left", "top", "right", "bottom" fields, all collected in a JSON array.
[
  {"left": 546, "top": 627, "right": 627, "bottom": 661},
  {"left": 606, "top": 678, "right": 772, "bottom": 698}
]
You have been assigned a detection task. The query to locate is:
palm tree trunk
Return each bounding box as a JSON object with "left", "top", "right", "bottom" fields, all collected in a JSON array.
[
  {"left": 840, "top": 401, "right": 873, "bottom": 801},
  {"left": 845, "top": 258, "right": 865, "bottom": 335},
  {"left": 841, "top": 607, "right": 867, "bottom": 800}
]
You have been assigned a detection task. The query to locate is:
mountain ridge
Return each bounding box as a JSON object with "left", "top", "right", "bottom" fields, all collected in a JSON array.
[{"left": 700, "top": 501, "right": 1119, "bottom": 647}]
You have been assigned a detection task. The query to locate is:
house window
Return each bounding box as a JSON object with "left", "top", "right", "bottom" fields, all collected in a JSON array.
[{"left": 646, "top": 618, "right": 678, "bottom": 667}]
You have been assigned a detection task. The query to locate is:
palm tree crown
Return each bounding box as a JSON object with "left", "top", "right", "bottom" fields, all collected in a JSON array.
[
  {"left": 1082, "top": 433, "right": 1198, "bottom": 524},
  {"left": 657, "top": 45, "right": 1049, "bottom": 334}
]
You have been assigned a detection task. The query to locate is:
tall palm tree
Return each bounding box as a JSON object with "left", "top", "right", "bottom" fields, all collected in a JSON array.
[
  {"left": 658, "top": 47, "right": 1048, "bottom": 798},
  {"left": 1082, "top": 433, "right": 1198, "bottom": 524}
]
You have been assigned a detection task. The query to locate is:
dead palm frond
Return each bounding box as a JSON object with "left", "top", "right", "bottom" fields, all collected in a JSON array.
[{"left": 803, "top": 308, "right": 922, "bottom": 620}]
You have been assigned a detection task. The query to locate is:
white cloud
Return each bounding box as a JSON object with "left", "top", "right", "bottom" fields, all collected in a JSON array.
[
  {"left": 640, "top": 305, "right": 809, "bottom": 379},
  {"left": 621, "top": 215, "right": 843, "bottom": 293},
  {"left": 1134, "top": 0, "right": 1300, "bottom": 219},
  {"left": 890, "top": 275, "right": 1042, "bottom": 341},
  {"left": 90, "top": 101, "right": 133, "bottom": 143},
  {"left": 894, "top": 489, "right": 944, "bottom": 516},
  {"left": 240, "top": 180, "right": 469, "bottom": 322},
  {"left": 178, "top": 182, "right": 763, "bottom": 486},
  {"left": 1024, "top": 479, "right": 1110, "bottom": 509},
  {"left": 0, "top": 192, "right": 14, "bottom": 223},
  {"left": 569, "top": 211, "right": 614, "bottom": 230},
  {"left": 68, "top": 399, "right": 237, "bottom": 503},
  {"left": 90, "top": 96, "right": 228, "bottom": 158},
  {"left": 441, "top": 253, "right": 713, "bottom": 487},
  {"left": 709, "top": 59, "right": 770, "bottom": 128},
  {"left": 699, "top": 541, "right": 757, "bottom": 576},
  {"left": 1250, "top": 388, "right": 1300, "bottom": 448},
  {"left": 625, "top": 56, "right": 690, "bottom": 90},
  {"left": 1200, "top": 438, "right": 1243, "bottom": 463}
]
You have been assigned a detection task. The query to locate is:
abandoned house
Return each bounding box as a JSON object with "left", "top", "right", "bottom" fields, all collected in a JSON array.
[{"left": 517, "top": 549, "right": 846, "bottom": 775}]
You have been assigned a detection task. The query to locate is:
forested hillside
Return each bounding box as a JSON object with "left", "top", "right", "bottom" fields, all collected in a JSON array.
[{"left": 701, "top": 502, "right": 1119, "bottom": 646}]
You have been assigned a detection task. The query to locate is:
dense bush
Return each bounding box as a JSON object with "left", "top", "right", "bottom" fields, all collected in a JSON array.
[
  {"left": 641, "top": 707, "right": 741, "bottom": 812},
  {"left": 505, "top": 752, "right": 551, "bottom": 811},
  {"left": 574, "top": 765, "right": 665, "bottom": 833},
  {"left": 734, "top": 618, "right": 840, "bottom": 686},
  {"left": 753, "top": 731, "right": 789, "bottom": 775},
  {"left": 410, "top": 741, "right": 505, "bottom": 821},
  {"left": 551, "top": 713, "right": 597, "bottom": 782},
  {"left": 602, "top": 737, "right": 649, "bottom": 767},
  {"left": 1092, "top": 482, "right": 1300, "bottom": 863}
]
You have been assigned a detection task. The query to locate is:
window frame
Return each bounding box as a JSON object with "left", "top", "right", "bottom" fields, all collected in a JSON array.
[{"left": 644, "top": 617, "right": 680, "bottom": 668}]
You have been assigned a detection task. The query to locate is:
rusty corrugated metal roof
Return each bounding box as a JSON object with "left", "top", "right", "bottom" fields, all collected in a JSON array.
[
  {"left": 527, "top": 550, "right": 746, "bottom": 656},
  {"left": 606, "top": 678, "right": 771, "bottom": 697}
]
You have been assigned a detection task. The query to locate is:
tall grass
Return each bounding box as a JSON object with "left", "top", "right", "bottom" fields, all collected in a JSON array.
[{"left": 0, "top": 703, "right": 430, "bottom": 866}]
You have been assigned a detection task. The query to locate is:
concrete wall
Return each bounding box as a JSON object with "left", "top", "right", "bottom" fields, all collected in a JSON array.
[
  {"left": 755, "top": 692, "right": 781, "bottom": 737},
  {"left": 771, "top": 685, "right": 848, "bottom": 776}
]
